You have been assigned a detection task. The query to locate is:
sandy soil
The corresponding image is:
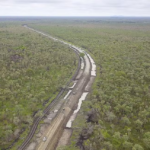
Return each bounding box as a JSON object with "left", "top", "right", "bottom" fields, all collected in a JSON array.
[{"left": 56, "top": 129, "right": 73, "bottom": 149}]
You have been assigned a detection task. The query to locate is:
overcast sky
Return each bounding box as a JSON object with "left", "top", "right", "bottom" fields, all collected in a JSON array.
[{"left": 0, "top": 0, "right": 150, "bottom": 16}]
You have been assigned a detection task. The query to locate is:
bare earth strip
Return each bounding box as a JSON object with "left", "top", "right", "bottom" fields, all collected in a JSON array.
[
  {"left": 57, "top": 129, "right": 73, "bottom": 147},
  {"left": 21, "top": 26, "right": 96, "bottom": 150}
]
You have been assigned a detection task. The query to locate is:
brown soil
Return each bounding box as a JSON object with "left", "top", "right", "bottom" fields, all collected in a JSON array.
[{"left": 56, "top": 129, "right": 73, "bottom": 149}]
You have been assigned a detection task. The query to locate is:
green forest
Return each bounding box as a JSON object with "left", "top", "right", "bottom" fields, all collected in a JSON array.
[
  {"left": 28, "top": 18, "right": 150, "bottom": 150},
  {"left": 0, "top": 22, "right": 78, "bottom": 149}
]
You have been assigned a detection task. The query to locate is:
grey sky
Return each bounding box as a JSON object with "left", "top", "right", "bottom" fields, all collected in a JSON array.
[{"left": 0, "top": 0, "right": 150, "bottom": 16}]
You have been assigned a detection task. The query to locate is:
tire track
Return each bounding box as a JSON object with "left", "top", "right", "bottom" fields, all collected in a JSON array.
[{"left": 17, "top": 25, "right": 81, "bottom": 150}]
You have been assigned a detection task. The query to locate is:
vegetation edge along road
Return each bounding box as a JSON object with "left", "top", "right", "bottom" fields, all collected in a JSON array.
[
  {"left": 16, "top": 25, "right": 81, "bottom": 150},
  {"left": 21, "top": 25, "right": 96, "bottom": 150}
]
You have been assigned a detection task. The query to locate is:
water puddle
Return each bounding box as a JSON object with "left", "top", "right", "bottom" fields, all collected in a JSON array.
[
  {"left": 66, "top": 92, "right": 88, "bottom": 128},
  {"left": 64, "top": 90, "right": 72, "bottom": 100}
]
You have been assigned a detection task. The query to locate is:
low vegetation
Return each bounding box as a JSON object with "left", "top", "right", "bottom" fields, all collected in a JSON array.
[
  {"left": 30, "top": 17, "right": 150, "bottom": 150},
  {"left": 0, "top": 22, "right": 77, "bottom": 149}
]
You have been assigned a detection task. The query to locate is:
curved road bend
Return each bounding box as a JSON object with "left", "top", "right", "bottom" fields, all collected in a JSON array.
[
  {"left": 37, "top": 54, "right": 91, "bottom": 150},
  {"left": 23, "top": 25, "right": 96, "bottom": 150}
]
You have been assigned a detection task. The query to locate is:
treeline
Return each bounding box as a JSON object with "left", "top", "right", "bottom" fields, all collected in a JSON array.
[
  {"left": 30, "top": 19, "right": 150, "bottom": 150},
  {"left": 0, "top": 23, "right": 77, "bottom": 149}
]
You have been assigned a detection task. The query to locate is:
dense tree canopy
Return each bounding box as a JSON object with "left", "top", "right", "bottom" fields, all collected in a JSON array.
[
  {"left": 31, "top": 18, "right": 150, "bottom": 150},
  {"left": 0, "top": 22, "right": 77, "bottom": 149}
]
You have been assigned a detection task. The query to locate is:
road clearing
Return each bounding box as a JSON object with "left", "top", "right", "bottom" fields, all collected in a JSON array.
[{"left": 20, "top": 25, "right": 96, "bottom": 150}]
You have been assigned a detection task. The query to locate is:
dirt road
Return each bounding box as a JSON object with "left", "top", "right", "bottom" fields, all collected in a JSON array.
[{"left": 23, "top": 25, "right": 96, "bottom": 150}]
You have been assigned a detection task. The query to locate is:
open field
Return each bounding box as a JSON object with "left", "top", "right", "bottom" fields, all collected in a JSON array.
[
  {"left": 27, "top": 17, "right": 150, "bottom": 150},
  {"left": 0, "top": 21, "right": 78, "bottom": 149}
]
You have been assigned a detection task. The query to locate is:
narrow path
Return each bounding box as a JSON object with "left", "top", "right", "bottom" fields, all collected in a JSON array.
[
  {"left": 18, "top": 25, "right": 81, "bottom": 150},
  {"left": 20, "top": 25, "right": 96, "bottom": 150}
]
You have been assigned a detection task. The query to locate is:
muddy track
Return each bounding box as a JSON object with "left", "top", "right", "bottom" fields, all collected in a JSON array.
[
  {"left": 17, "top": 26, "right": 81, "bottom": 150},
  {"left": 19, "top": 25, "right": 96, "bottom": 150},
  {"left": 36, "top": 48, "right": 95, "bottom": 150}
]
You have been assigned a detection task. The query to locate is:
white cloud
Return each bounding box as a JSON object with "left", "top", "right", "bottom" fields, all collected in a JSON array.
[{"left": 0, "top": 0, "right": 150, "bottom": 16}]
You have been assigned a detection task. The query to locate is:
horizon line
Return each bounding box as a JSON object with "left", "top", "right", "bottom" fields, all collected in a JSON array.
[{"left": 0, "top": 16, "right": 150, "bottom": 17}]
